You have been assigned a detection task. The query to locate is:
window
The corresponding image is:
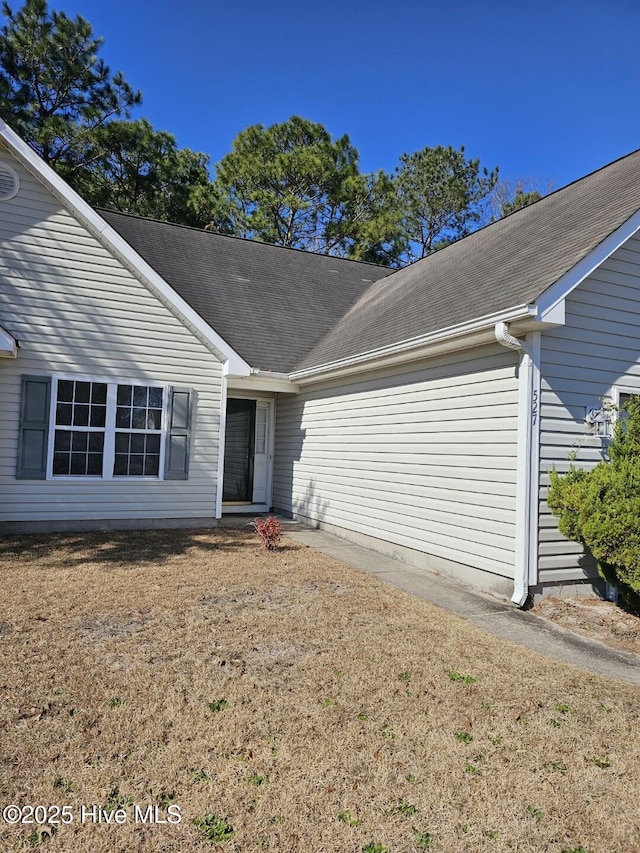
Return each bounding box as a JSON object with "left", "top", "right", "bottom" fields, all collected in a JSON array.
[
  {"left": 609, "top": 386, "right": 640, "bottom": 436},
  {"left": 17, "top": 374, "right": 193, "bottom": 482},
  {"left": 114, "top": 385, "right": 163, "bottom": 476},
  {"left": 52, "top": 378, "right": 164, "bottom": 478},
  {"left": 255, "top": 405, "right": 267, "bottom": 455},
  {"left": 53, "top": 380, "right": 107, "bottom": 475},
  {"left": 619, "top": 392, "right": 635, "bottom": 410}
]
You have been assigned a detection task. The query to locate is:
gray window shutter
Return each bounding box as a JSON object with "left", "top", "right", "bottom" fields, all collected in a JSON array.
[
  {"left": 164, "top": 387, "right": 193, "bottom": 480},
  {"left": 16, "top": 375, "right": 51, "bottom": 479}
]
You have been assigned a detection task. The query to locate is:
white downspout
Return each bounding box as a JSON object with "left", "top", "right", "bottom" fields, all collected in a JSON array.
[{"left": 495, "top": 322, "right": 532, "bottom": 606}]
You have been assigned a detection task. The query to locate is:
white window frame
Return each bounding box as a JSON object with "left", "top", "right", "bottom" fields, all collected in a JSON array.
[
  {"left": 47, "top": 373, "right": 169, "bottom": 481},
  {"left": 611, "top": 384, "right": 640, "bottom": 408},
  {"left": 608, "top": 384, "right": 640, "bottom": 436}
]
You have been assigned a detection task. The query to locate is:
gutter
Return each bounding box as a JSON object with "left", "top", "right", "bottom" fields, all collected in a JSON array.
[
  {"left": 494, "top": 322, "right": 536, "bottom": 606},
  {"left": 290, "top": 304, "right": 536, "bottom": 383}
]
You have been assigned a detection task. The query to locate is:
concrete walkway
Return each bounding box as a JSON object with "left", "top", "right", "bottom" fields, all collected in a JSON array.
[{"left": 281, "top": 523, "right": 640, "bottom": 686}]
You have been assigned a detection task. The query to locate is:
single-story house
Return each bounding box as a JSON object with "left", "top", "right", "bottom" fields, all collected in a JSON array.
[{"left": 1, "top": 116, "right": 639, "bottom": 605}]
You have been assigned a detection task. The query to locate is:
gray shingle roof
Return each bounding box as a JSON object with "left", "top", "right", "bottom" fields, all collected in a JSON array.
[
  {"left": 102, "top": 149, "right": 640, "bottom": 375},
  {"left": 100, "top": 210, "right": 390, "bottom": 372},
  {"left": 296, "top": 149, "right": 640, "bottom": 370}
]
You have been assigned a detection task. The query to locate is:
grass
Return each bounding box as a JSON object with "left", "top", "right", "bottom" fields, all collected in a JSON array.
[{"left": 0, "top": 528, "right": 638, "bottom": 851}]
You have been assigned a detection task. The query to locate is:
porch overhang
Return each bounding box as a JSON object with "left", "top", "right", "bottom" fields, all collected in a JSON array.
[{"left": 227, "top": 368, "right": 299, "bottom": 394}]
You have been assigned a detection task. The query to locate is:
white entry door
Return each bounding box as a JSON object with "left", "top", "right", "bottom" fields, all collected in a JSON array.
[{"left": 252, "top": 401, "right": 270, "bottom": 504}]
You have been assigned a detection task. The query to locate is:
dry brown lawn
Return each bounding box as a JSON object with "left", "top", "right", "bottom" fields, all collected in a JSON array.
[
  {"left": 0, "top": 529, "right": 639, "bottom": 853},
  {"left": 534, "top": 596, "right": 640, "bottom": 656}
]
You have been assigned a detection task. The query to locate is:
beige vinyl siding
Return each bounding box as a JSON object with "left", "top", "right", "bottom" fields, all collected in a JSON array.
[
  {"left": 0, "top": 146, "right": 223, "bottom": 524},
  {"left": 274, "top": 344, "right": 519, "bottom": 579},
  {"left": 538, "top": 234, "right": 640, "bottom": 582}
]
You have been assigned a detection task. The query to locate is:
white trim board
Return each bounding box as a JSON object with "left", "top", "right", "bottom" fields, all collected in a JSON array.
[
  {"left": 222, "top": 504, "right": 270, "bottom": 515},
  {"left": 535, "top": 208, "right": 640, "bottom": 318},
  {"left": 228, "top": 372, "right": 298, "bottom": 394},
  {"left": 215, "top": 373, "right": 229, "bottom": 519},
  {"left": 527, "top": 332, "right": 542, "bottom": 587}
]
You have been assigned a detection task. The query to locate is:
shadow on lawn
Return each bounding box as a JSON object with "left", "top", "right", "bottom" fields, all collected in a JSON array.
[{"left": 0, "top": 528, "right": 254, "bottom": 569}]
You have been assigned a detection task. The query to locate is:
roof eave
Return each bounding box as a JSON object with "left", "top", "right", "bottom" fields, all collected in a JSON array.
[
  {"left": 291, "top": 201, "right": 640, "bottom": 387},
  {"left": 535, "top": 206, "right": 640, "bottom": 318},
  {"left": 228, "top": 369, "right": 299, "bottom": 394},
  {"left": 289, "top": 304, "right": 537, "bottom": 384},
  {"left": 0, "top": 119, "right": 251, "bottom": 377}
]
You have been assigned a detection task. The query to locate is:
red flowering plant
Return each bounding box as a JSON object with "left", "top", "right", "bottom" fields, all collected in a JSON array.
[{"left": 252, "top": 516, "right": 282, "bottom": 551}]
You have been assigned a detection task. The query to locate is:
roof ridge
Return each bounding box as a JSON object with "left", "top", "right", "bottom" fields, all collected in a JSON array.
[
  {"left": 392, "top": 147, "right": 640, "bottom": 274},
  {"left": 97, "top": 207, "right": 391, "bottom": 271},
  {"left": 293, "top": 146, "right": 640, "bottom": 371},
  {"left": 498, "top": 146, "right": 640, "bottom": 219}
]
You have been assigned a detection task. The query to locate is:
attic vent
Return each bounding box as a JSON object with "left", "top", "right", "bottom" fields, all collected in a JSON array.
[{"left": 0, "top": 162, "right": 19, "bottom": 201}]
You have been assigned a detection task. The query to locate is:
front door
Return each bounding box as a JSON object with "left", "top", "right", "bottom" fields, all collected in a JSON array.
[
  {"left": 222, "top": 399, "right": 271, "bottom": 506},
  {"left": 223, "top": 399, "right": 255, "bottom": 502}
]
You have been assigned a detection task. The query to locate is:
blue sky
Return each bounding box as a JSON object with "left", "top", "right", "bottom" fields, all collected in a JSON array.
[{"left": 56, "top": 0, "right": 640, "bottom": 190}]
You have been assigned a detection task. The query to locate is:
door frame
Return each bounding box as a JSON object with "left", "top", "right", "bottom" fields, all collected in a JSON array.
[{"left": 221, "top": 395, "right": 275, "bottom": 515}]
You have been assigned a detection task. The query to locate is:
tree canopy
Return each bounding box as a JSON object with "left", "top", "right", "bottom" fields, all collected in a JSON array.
[
  {"left": 210, "top": 116, "right": 404, "bottom": 262},
  {"left": 499, "top": 189, "right": 542, "bottom": 217},
  {"left": 488, "top": 177, "right": 549, "bottom": 221},
  {"left": 0, "top": 0, "right": 549, "bottom": 263},
  {"left": 0, "top": 0, "right": 214, "bottom": 225},
  {"left": 395, "top": 145, "right": 499, "bottom": 261},
  {"left": 69, "top": 119, "right": 216, "bottom": 226},
  {"left": 0, "top": 0, "right": 140, "bottom": 166}
]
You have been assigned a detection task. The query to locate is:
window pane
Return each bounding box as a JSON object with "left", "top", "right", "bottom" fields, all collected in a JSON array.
[
  {"left": 70, "top": 453, "right": 86, "bottom": 475},
  {"left": 116, "top": 407, "right": 131, "bottom": 429},
  {"left": 90, "top": 405, "right": 106, "bottom": 427},
  {"left": 147, "top": 409, "right": 162, "bottom": 430},
  {"left": 129, "top": 455, "right": 144, "bottom": 476},
  {"left": 92, "top": 384, "right": 107, "bottom": 405},
  {"left": 131, "top": 434, "right": 145, "bottom": 454},
  {"left": 72, "top": 432, "right": 88, "bottom": 452},
  {"left": 144, "top": 455, "right": 159, "bottom": 476},
  {"left": 56, "top": 403, "right": 72, "bottom": 426},
  {"left": 132, "top": 408, "right": 147, "bottom": 429},
  {"left": 54, "top": 431, "right": 71, "bottom": 452},
  {"left": 86, "top": 453, "right": 103, "bottom": 475},
  {"left": 146, "top": 434, "right": 161, "bottom": 454},
  {"left": 133, "top": 386, "right": 148, "bottom": 407},
  {"left": 73, "top": 405, "right": 89, "bottom": 427},
  {"left": 113, "top": 455, "right": 128, "bottom": 476},
  {"left": 88, "top": 432, "right": 104, "bottom": 453},
  {"left": 148, "top": 387, "right": 163, "bottom": 408},
  {"left": 75, "top": 382, "right": 91, "bottom": 404},
  {"left": 115, "top": 433, "right": 129, "bottom": 453},
  {"left": 53, "top": 453, "right": 70, "bottom": 475},
  {"left": 57, "top": 380, "right": 74, "bottom": 402},
  {"left": 117, "top": 385, "right": 132, "bottom": 406}
]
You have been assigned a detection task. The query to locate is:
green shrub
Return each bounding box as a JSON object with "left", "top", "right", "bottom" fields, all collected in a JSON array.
[{"left": 547, "top": 395, "right": 640, "bottom": 609}]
